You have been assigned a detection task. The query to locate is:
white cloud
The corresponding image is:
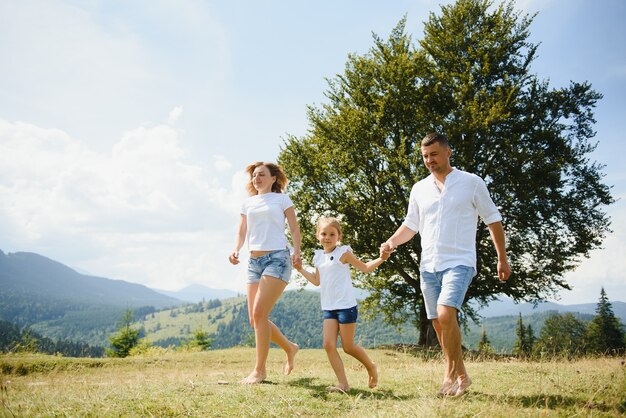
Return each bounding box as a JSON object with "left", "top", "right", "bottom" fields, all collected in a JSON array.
[
  {"left": 213, "top": 155, "right": 232, "bottom": 172},
  {"left": 167, "top": 106, "right": 184, "bottom": 125},
  {"left": 0, "top": 118, "right": 247, "bottom": 291},
  {"left": 556, "top": 196, "right": 626, "bottom": 304}
]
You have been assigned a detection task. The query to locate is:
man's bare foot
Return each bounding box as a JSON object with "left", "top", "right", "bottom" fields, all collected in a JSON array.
[
  {"left": 327, "top": 384, "right": 350, "bottom": 393},
  {"left": 283, "top": 342, "right": 299, "bottom": 375},
  {"left": 453, "top": 376, "right": 472, "bottom": 397},
  {"left": 437, "top": 379, "right": 458, "bottom": 397},
  {"left": 367, "top": 363, "right": 378, "bottom": 388},
  {"left": 239, "top": 370, "right": 266, "bottom": 384}
]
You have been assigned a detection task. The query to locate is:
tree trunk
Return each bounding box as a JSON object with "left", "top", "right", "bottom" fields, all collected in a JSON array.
[{"left": 417, "top": 298, "right": 439, "bottom": 347}]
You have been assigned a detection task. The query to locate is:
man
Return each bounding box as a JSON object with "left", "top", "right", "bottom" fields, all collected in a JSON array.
[{"left": 381, "top": 132, "right": 511, "bottom": 397}]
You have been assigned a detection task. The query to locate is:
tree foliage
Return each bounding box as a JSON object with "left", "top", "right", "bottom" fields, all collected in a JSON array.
[
  {"left": 278, "top": 0, "right": 613, "bottom": 344},
  {"left": 533, "top": 312, "right": 587, "bottom": 358}
]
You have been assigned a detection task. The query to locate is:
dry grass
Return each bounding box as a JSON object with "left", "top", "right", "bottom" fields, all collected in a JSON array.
[{"left": 1, "top": 348, "right": 624, "bottom": 417}]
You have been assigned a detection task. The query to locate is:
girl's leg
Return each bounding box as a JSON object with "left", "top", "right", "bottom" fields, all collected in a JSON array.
[
  {"left": 246, "top": 283, "right": 299, "bottom": 375},
  {"left": 338, "top": 323, "right": 378, "bottom": 388},
  {"left": 241, "top": 276, "right": 287, "bottom": 384},
  {"left": 323, "top": 319, "right": 349, "bottom": 391}
]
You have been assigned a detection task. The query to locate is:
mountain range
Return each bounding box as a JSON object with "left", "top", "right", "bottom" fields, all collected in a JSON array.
[
  {"left": 471, "top": 297, "right": 626, "bottom": 321},
  {"left": 1, "top": 248, "right": 624, "bottom": 350},
  {"left": 154, "top": 284, "right": 240, "bottom": 303},
  {"left": 0, "top": 249, "right": 180, "bottom": 309}
]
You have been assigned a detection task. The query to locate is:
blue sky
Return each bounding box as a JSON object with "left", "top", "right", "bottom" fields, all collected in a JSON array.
[{"left": 1, "top": 0, "right": 624, "bottom": 305}]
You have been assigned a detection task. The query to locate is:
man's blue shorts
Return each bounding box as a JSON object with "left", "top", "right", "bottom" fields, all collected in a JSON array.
[{"left": 420, "top": 265, "right": 474, "bottom": 319}]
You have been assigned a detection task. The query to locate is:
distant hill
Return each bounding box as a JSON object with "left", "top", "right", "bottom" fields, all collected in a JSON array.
[
  {"left": 137, "top": 290, "right": 419, "bottom": 349},
  {"left": 471, "top": 297, "right": 626, "bottom": 323},
  {"left": 154, "top": 284, "right": 239, "bottom": 303},
  {"left": 0, "top": 249, "right": 184, "bottom": 346},
  {"left": 462, "top": 310, "right": 596, "bottom": 353}
]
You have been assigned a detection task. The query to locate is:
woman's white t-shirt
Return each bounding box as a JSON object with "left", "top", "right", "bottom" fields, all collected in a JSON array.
[
  {"left": 312, "top": 245, "right": 357, "bottom": 311},
  {"left": 240, "top": 192, "right": 293, "bottom": 251}
]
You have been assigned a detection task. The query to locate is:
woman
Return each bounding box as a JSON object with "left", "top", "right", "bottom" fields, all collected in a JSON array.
[{"left": 229, "top": 161, "right": 301, "bottom": 384}]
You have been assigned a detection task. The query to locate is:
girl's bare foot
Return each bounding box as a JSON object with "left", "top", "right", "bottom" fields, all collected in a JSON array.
[
  {"left": 437, "top": 379, "right": 458, "bottom": 396},
  {"left": 368, "top": 363, "right": 378, "bottom": 388},
  {"left": 239, "top": 370, "right": 266, "bottom": 384},
  {"left": 327, "top": 384, "right": 350, "bottom": 393},
  {"left": 283, "top": 342, "right": 299, "bottom": 375}
]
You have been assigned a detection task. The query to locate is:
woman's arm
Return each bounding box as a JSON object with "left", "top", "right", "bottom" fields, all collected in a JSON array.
[
  {"left": 285, "top": 206, "right": 301, "bottom": 265},
  {"left": 228, "top": 214, "right": 247, "bottom": 265}
]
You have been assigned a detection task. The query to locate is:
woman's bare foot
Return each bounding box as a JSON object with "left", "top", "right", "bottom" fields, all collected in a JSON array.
[
  {"left": 327, "top": 384, "right": 350, "bottom": 393},
  {"left": 367, "top": 363, "right": 378, "bottom": 388},
  {"left": 283, "top": 342, "right": 299, "bottom": 375},
  {"left": 239, "top": 370, "right": 266, "bottom": 384},
  {"left": 453, "top": 376, "right": 472, "bottom": 397},
  {"left": 437, "top": 379, "right": 458, "bottom": 397}
]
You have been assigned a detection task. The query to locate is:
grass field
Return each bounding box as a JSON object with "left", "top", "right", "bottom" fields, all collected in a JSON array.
[{"left": 1, "top": 348, "right": 624, "bottom": 417}]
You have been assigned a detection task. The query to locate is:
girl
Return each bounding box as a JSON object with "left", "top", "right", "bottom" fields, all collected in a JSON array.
[
  {"left": 295, "top": 217, "right": 388, "bottom": 392},
  {"left": 229, "top": 162, "right": 301, "bottom": 384}
]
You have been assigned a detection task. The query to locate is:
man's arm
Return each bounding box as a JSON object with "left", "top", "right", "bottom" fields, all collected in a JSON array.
[
  {"left": 381, "top": 225, "right": 417, "bottom": 254},
  {"left": 487, "top": 221, "right": 511, "bottom": 281}
]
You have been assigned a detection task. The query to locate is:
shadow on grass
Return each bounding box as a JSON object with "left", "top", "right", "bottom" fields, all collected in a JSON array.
[
  {"left": 467, "top": 391, "right": 615, "bottom": 413},
  {"left": 287, "top": 377, "right": 415, "bottom": 401}
]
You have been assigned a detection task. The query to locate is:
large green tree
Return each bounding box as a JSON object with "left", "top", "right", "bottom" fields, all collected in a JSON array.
[
  {"left": 279, "top": 0, "right": 613, "bottom": 345},
  {"left": 586, "top": 288, "right": 625, "bottom": 355}
]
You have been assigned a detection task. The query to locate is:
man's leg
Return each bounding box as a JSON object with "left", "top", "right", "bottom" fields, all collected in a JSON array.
[
  {"left": 436, "top": 266, "right": 474, "bottom": 396},
  {"left": 436, "top": 305, "right": 471, "bottom": 395}
]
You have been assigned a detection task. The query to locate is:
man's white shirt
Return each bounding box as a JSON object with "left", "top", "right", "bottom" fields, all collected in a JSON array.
[{"left": 403, "top": 168, "right": 502, "bottom": 275}]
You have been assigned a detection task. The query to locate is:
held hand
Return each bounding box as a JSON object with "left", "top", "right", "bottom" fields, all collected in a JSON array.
[
  {"left": 228, "top": 251, "right": 240, "bottom": 265},
  {"left": 293, "top": 258, "right": 302, "bottom": 270},
  {"left": 498, "top": 259, "right": 511, "bottom": 282},
  {"left": 380, "top": 248, "right": 391, "bottom": 261},
  {"left": 291, "top": 252, "right": 301, "bottom": 269},
  {"left": 380, "top": 242, "right": 395, "bottom": 256}
]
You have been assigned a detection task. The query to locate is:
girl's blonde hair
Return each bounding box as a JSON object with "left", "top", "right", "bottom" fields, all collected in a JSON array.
[
  {"left": 316, "top": 217, "right": 342, "bottom": 238},
  {"left": 245, "top": 162, "right": 288, "bottom": 196}
]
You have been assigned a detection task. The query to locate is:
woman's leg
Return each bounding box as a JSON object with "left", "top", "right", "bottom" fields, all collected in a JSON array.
[
  {"left": 323, "top": 319, "right": 349, "bottom": 391},
  {"left": 241, "top": 276, "right": 287, "bottom": 384},
  {"left": 245, "top": 283, "right": 299, "bottom": 376},
  {"left": 339, "top": 323, "right": 378, "bottom": 388}
]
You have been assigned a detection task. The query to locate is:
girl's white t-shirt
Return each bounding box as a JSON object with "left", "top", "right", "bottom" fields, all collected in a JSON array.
[
  {"left": 312, "top": 245, "right": 357, "bottom": 311},
  {"left": 241, "top": 192, "right": 293, "bottom": 251}
]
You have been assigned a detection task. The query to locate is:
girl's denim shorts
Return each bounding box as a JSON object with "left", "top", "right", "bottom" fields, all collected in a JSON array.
[
  {"left": 322, "top": 305, "right": 358, "bottom": 324},
  {"left": 247, "top": 249, "right": 291, "bottom": 284}
]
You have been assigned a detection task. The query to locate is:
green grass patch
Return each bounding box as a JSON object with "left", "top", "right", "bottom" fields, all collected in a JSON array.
[{"left": 1, "top": 349, "right": 624, "bottom": 416}]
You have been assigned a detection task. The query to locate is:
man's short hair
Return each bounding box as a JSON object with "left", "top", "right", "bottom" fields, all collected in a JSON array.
[{"left": 421, "top": 132, "right": 450, "bottom": 148}]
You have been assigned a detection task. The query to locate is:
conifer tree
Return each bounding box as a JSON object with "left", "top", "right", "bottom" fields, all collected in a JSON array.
[
  {"left": 106, "top": 309, "right": 140, "bottom": 358},
  {"left": 513, "top": 313, "right": 530, "bottom": 357},
  {"left": 586, "top": 288, "right": 625, "bottom": 355},
  {"left": 477, "top": 325, "right": 492, "bottom": 354}
]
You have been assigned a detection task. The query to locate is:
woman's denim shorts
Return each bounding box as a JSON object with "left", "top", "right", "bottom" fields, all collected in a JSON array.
[
  {"left": 323, "top": 305, "right": 358, "bottom": 324},
  {"left": 247, "top": 249, "right": 291, "bottom": 284}
]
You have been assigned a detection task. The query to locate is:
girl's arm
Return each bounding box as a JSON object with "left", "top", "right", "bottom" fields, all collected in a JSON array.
[
  {"left": 285, "top": 206, "right": 302, "bottom": 265},
  {"left": 340, "top": 250, "right": 387, "bottom": 274},
  {"left": 228, "top": 214, "right": 247, "bottom": 265},
  {"left": 295, "top": 265, "right": 320, "bottom": 286}
]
